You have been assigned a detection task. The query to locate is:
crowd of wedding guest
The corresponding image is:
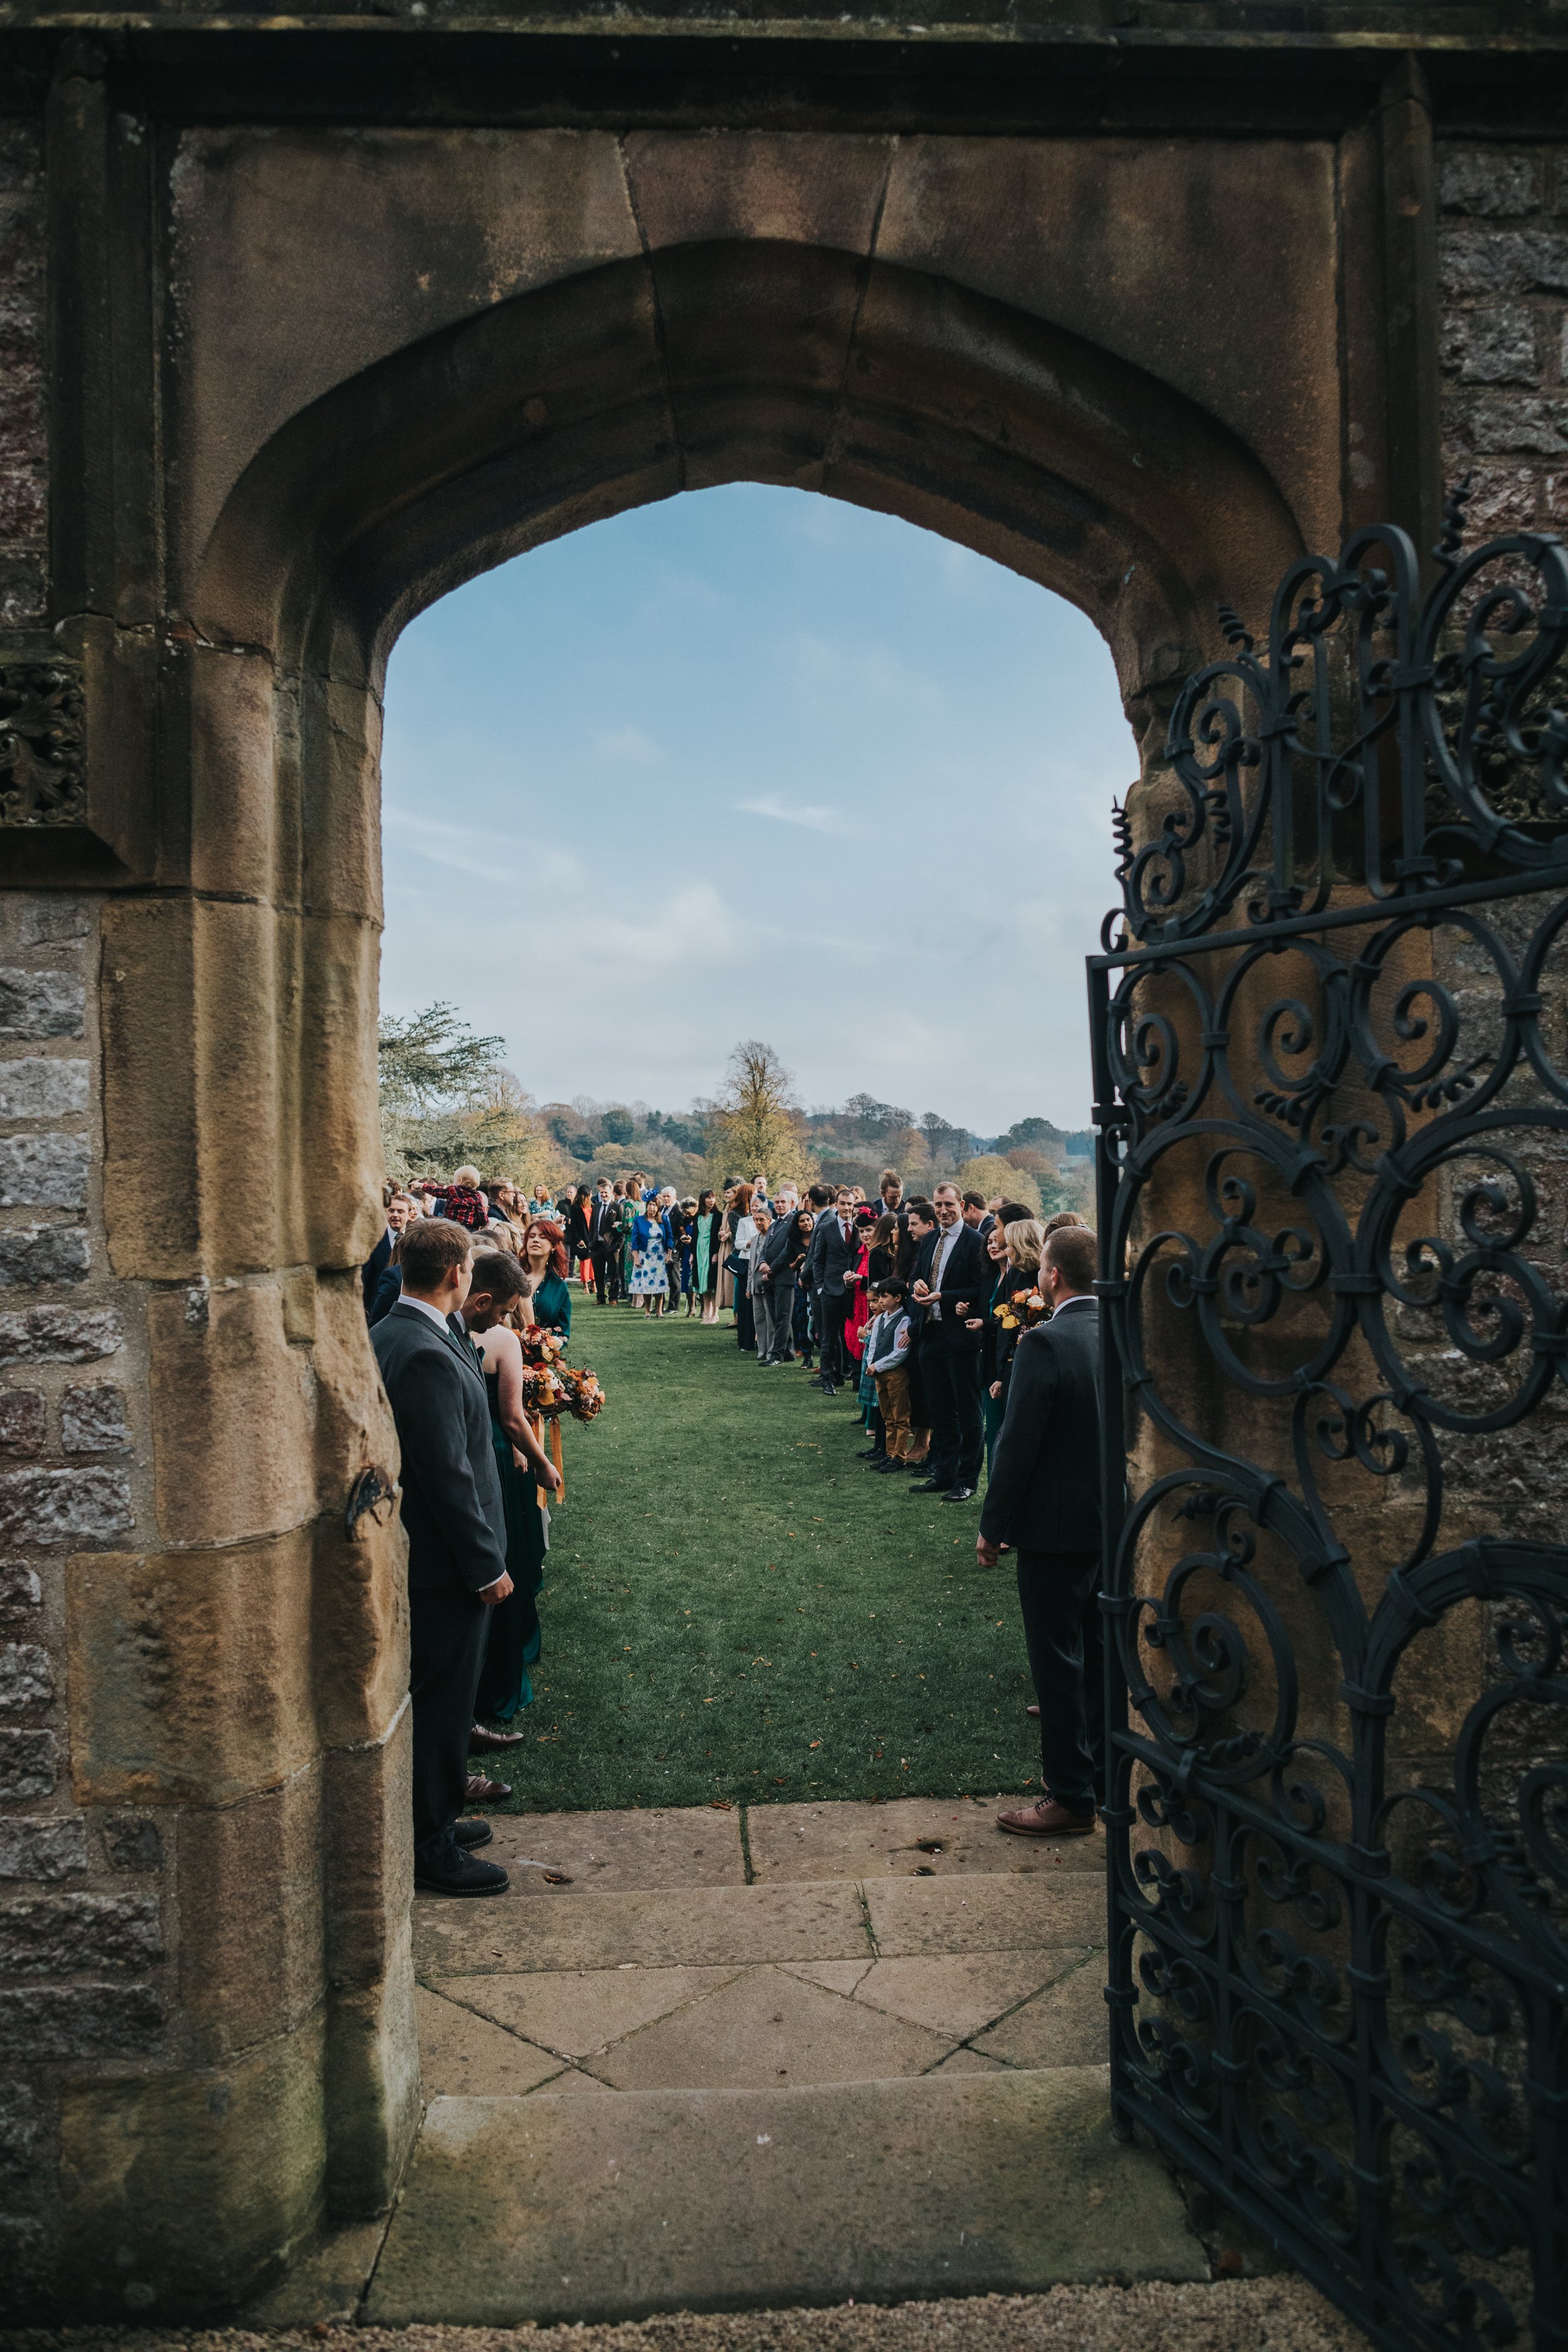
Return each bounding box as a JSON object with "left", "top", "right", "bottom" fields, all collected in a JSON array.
[{"left": 364, "top": 1160, "right": 1106, "bottom": 1894}]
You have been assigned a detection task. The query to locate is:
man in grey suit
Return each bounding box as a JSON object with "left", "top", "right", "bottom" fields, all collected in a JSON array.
[
  {"left": 976, "top": 1223, "right": 1105, "bottom": 1838},
  {"left": 371, "top": 1219, "right": 514, "bottom": 1897}
]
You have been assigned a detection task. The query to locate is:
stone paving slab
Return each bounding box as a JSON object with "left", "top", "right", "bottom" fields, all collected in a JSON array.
[
  {"left": 364, "top": 2069, "right": 1207, "bottom": 2326},
  {"left": 748, "top": 1796, "right": 1106, "bottom": 1882},
  {"left": 442, "top": 1964, "right": 744, "bottom": 2060},
  {"left": 415, "top": 1877, "right": 872, "bottom": 1979},
  {"left": 418, "top": 1984, "right": 573, "bottom": 2096},
  {"left": 584, "top": 1962, "right": 956, "bottom": 2090},
  {"left": 865, "top": 1871, "right": 1105, "bottom": 1956},
  {"left": 832, "top": 1949, "right": 1091, "bottom": 2042},
  {"left": 481, "top": 1804, "right": 748, "bottom": 1894},
  {"left": 970, "top": 1954, "right": 1108, "bottom": 2070}
]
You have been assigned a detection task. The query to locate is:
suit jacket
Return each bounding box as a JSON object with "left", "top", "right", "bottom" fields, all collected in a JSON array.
[
  {"left": 565, "top": 1198, "right": 593, "bottom": 1256},
  {"left": 978, "top": 1296, "right": 1102, "bottom": 1554},
  {"left": 361, "top": 1227, "right": 392, "bottom": 1315},
  {"left": 587, "top": 1194, "right": 617, "bottom": 1247},
  {"left": 370, "top": 1301, "right": 509, "bottom": 1595},
  {"left": 368, "top": 1259, "right": 403, "bottom": 1327},
  {"left": 911, "top": 1222, "right": 989, "bottom": 1343},
  {"left": 758, "top": 1212, "right": 805, "bottom": 1285},
  {"left": 808, "top": 1213, "right": 859, "bottom": 1299}
]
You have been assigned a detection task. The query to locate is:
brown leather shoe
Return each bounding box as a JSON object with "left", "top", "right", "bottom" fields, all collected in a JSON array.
[
  {"left": 469, "top": 1724, "right": 529, "bottom": 1752},
  {"left": 997, "top": 1794, "right": 1096, "bottom": 1837},
  {"left": 465, "top": 1772, "right": 511, "bottom": 1804}
]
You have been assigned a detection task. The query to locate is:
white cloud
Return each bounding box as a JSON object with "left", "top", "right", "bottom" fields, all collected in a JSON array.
[
  {"left": 593, "top": 724, "right": 662, "bottom": 764},
  {"left": 737, "top": 795, "right": 856, "bottom": 837}
]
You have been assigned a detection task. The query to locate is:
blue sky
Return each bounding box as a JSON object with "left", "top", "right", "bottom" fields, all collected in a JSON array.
[{"left": 379, "top": 484, "right": 1135, "bottom": 1135}]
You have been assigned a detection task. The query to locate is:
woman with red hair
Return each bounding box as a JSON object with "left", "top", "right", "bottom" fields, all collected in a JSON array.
[{"left": 521, "top": 1219, "right": 573, "bottom": 1338}]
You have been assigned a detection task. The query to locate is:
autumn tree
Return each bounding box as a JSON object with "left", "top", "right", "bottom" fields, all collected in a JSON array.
[{"left": 703, "top": 1040, "right": 815, "bottom": 1190}]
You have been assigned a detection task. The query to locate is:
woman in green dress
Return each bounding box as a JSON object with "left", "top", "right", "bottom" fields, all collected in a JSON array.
[
  {"left": 521, "top": 1219, "right": 573, "bottom": 1337},
  {"left": 694, "top": 1188, "right": 723, "bottom": 1323},
  {"left": 473, "top": 1303, "right": 561, "bottom": 1724}
]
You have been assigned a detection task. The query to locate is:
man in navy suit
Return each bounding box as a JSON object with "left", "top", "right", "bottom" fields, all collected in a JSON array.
[
  {"left": 908, "top": 1181, "right": 989, "bottom": 1501},
  {"left": 805, "top": 1187, "right": 859, "bottom": 1397},
  {"left": 371, "top": 1219, "right": 514, "bottom": 1897},
  {"left": 363, "top": 1189, "right": 415, "bottom": 1322},
  {"left": 978, "top": 1223, "right": 1105, "bottom": 1838}
]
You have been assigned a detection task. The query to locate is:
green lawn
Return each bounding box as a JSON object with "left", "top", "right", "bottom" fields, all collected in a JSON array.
[{"left": 492, "top": 1294, "right": 1040, "bottom": 1813}]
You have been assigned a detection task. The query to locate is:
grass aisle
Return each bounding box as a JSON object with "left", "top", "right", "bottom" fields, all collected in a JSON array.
[{"left": 497, "top": 1294, "right": 1041, "bottom": 1814}]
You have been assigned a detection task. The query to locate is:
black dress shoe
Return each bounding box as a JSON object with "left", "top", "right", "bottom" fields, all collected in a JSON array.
[
  {"left": 909, "top": 1476, "right": 945, "bottom": 1493},
  {"left": 415, "top": 1850, "right": 510, "bottom": 1898},
  {"left": 453, "top": 1819, "right": 493, "bottom": 1849},
  {"left": 856, "top": 1446, "right": 883, "bottom": 1459},
  {"left": 469, "top": 1724, "right": 529, "bottom": 1752},
  {"left": 872, "top": 1457, "right": 904, "bottom": 1474},
  {"left": 941, "top": 1485, "right": 977, "bottom": 1503},
  {"left": 820, "top": 1380, "right": 837, "bottom": 1398}
]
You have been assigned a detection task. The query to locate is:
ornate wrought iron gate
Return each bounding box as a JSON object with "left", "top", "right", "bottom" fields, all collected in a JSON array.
[{"left": 1092, "top": 502, "right": 1568, "bottom": 2352}]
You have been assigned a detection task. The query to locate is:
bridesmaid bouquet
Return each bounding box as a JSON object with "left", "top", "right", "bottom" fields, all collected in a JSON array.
[
  {"left": 993, "top": 1284, "right": 1049, "bottom": 1333},
  {"left": 519, "top": 1360, "right": 606, "bottom": 1423},
  {"left": 518, "top": 1325, "right": 568, "bottom": 1368}
]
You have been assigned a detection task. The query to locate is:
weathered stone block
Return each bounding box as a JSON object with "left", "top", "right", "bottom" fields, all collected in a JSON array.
[
  {"left": 0, "top": 1560, "right": 40, "bottom": 1609},
  {"left": 0, "top": 1731, "right": 54, "bottom": 1797},
  {"left": 1459, "top": 393, "right": 1568, "bottom": 454},
  {"left": 66, "top": 1528, "right": 317, "bottom": 1805},
  {"left": 102, "top": 1815, "right": 162, "bottom": 1872},
  {"left": 0, "top": 1640, "right": 51, "bottom": 1708},
  {"left": 0, "top": 1305, "right": 120, "bottom": 1360},
  {"left": 1441, "top": 305, "right": 1540, "bottom": 385},
  {"left": 1439, "top": 150, "right": 1542, "bottom": 219},
  {"left": 0, "top": 1815, "right": 87, "bottom": 1880},
  {"left": 0, "top": 1135, "right": 90, "bottom": 1209},
  {"left": 0, "top": 970, "right": 83, "bottom": 1042},
  {"left": 1440, "top": 226, "right": 1568, "bottom": 295},
  {"left": 323, "top": 1703, "right": 411, "bottom": 1989},
  {"left": 58, "top": 2012, "right": 326, "bottom": 2317},
  {"left": 0, "top": 1060, "right": 90, "bottom": 1120},
  {"left": 0, "top": 1729, "right": 55, "bottom": 1796},
  {"left": 14, "top": 899, "right": 90, "bottom": 948},
  {"left": 0, "top": 1984, "right": 162, "bottom": 2057},
  {"left": 0, "top": 1389, "right": 45, "bottom": 1455},
  {"left": 60, "top": 1387, "right": 129, "bottom": 1454},
  {"left": 0, "top": 1468, "right": 134, "bottom": 1548},
  {"left": 147, "top": 1279, "right": 316, "bottom": 1544},
  {"left": 0, "top": 2077, "right": 44, "bottom": 2195},
  {"left": 0, "top": 1892, "right": 161, "bottom": 1975},
  {"left": 0, "top": 1225, "right": 90, "bottom": 1287},
  {"left": 178, "top": 1771, "right": 323, "bottom": 2060},
  {"left": 325, "top": 1952, "right": 420, "bottom": 2224}
]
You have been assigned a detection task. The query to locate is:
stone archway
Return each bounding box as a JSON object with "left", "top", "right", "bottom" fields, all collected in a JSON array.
[{"left": 11, "top": 118, "right": 1368, "bottom": 2320}]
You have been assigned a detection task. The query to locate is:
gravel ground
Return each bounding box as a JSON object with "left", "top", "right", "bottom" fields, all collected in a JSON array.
[{"left": 0, "top": 2277, "right": 1373, "bottom": 2352}]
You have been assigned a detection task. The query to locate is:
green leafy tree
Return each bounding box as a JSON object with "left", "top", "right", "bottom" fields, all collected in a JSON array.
[{"left": 376, "top": 1002, "right": 568, "bottom": 1192}]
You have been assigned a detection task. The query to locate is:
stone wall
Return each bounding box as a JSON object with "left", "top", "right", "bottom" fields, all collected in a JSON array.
[
  {"left": 0, "top": 117, "right": 46, "bottom": 632},
  {"left": 1438, "top": 139, "right": 1568, "bottom": 536},
  {"left": 0, "top": 891, "right": 165, "bottom": 2308}
]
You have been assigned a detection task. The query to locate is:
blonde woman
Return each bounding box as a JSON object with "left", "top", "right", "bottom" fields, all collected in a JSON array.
[{"left": 980, "top": 1216, "right": 1045, "bottom": 1473}]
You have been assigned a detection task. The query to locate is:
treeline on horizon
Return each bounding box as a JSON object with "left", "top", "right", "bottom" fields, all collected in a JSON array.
[{"left": 378, "top": 1004, "right": 1094, "bottom": 1217}]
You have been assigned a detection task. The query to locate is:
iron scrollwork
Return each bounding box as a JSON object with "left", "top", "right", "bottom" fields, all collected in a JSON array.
[
  {"left": 0, "top": 659, "right": 86, "bottom": 827},
  {"left": 1094, "top": 508, "right": 1568, "bottom": 2352}
]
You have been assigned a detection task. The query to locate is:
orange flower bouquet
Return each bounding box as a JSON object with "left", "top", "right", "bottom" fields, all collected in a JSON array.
[{"left": 993, "top": 1285, "right": 1049, "bottom": 1335}]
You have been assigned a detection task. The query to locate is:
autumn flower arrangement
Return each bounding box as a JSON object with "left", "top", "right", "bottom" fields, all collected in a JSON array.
[
  {"left": 993, "top": 1284, "right": 1049, "bottom": 1334},
  {"left": 519, "top": 1362, "right": 605, "bottom": 1422}
]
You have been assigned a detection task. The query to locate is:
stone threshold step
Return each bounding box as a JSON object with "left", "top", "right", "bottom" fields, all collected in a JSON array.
[
  {"left": 364, "top": 2065, "right": 1204, "bottom": 2328},
  {"left": 415, "top": 1865, "right": 1107, "bottom": 1981}
]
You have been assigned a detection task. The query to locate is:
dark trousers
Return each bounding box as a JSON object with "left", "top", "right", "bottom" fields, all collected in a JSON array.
[
  {"left": 590, "top": 1242, "right": 616, "bottom": 1303},
  {"left": 819, "top": 1293, "right": 852, "bottom": 1384},
  {"left": 1015, "top": 1547, "right": 1104, "bottom": 1812},
  {"left": 919, "top": 1327, "right": 983, "bottom": 1488},
  {"left": 409, "top": 1584, "right": 490, "bottom": 1872}
]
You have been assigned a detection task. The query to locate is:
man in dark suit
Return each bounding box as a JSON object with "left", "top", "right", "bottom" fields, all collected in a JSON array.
[
  {"left": 908, "top": 1182, "right": 989, "bottom": 1501},
  {"left": 371, "top": 1217, "right": 514, "bottom": 1897},
  {"left": 977, "top": 1222, "right": 1104, "bottom": 1838},
  {"left": 753, "top": 1196, "right": 807, "bottom": 1366},
  {"left": 362, "top": 1190, "right": 415, "bottom": 1320},
  {"left": 584, "top": 1177, "right": 620, "bottom": 1303},
  {"left": 805, "top": 1187, "right": 859, "bottom": 1397}
]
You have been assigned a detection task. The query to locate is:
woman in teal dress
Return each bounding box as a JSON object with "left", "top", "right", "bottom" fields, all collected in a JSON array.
[
  {"left": 521, "top": 1219, "right": 573, "bottom": 1337},
  {"left": 472, "top": 1311, "right": 560, "bottom": 1722}
]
